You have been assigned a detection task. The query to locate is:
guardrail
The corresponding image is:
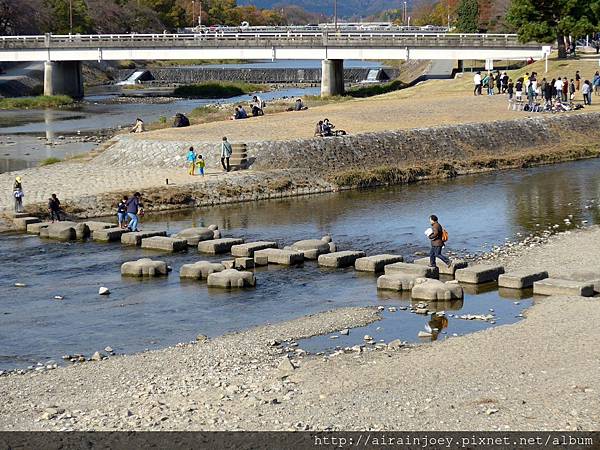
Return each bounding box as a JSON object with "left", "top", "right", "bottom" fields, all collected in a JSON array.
[{"left": 0, "top": 32, "right": 539, "bottom": 50}]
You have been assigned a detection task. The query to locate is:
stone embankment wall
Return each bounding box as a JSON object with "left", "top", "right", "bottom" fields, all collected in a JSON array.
[
  {"left": 97, "top": 112, "right": 600, "bottom": 176},
  {"left": 117, "top": 68, "right": 400, "bottom": 84}
]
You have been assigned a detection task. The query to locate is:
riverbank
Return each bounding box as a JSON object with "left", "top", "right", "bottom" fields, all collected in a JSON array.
[{"left": 0, "top": 226, "right": 599, "bottom": 431}]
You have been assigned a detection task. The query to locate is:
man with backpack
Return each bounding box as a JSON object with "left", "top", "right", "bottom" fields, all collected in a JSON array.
[{"left": 428, "top": 214, "right": 451, "bottom": 268}]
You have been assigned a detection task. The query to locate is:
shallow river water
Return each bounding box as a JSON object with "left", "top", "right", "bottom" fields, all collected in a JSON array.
[{"left": 1, "top": 159, "right": 599, "bottom": 370}]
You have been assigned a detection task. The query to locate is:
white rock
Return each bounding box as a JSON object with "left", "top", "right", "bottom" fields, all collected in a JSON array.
[{"left": 98, "top": 287, "right": 110, "bottom": 296}]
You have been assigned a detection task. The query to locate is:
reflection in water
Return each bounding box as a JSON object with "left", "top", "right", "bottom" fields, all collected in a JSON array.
[
  {"left": 461, "top": 282, "right": 499, "bottom": 296},
  {"left": 498, "top": 287, "right": 534, "bottom": 300},
  {"left": 427, "top": 314, "right": 449, "bottom": 341}
]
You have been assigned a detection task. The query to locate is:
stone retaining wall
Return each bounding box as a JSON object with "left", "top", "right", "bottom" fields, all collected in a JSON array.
[{"left": 96, "top": 112, "right": 600, "bottom": 174}]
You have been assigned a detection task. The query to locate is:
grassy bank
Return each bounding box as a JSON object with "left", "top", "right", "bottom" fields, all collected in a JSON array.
[
  {"left": 173, "top": 82, "right": 266, "bottom": 99},
  {"left": 347, "top": 80, "right": 407, "bottom": 98},
  {"left": 0, "top": 95, "right": 74, "bottom": 110}
]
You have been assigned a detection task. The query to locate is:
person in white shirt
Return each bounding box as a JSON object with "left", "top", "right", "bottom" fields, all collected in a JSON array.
[
  {"left": 554, "top": 78, "right": 563, "bottom": 101},
  {"left": 473, "top": 72, "right": 482, "bottom": 96}
]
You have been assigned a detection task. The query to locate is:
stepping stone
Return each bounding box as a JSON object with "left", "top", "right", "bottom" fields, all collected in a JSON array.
[
  {"left": 231, "top": 241, "right": 278, "bottom": 257},
  {"left": 377, "top": 273, "right": 419, "bottom": 291},
  {"left": 355, "top": 254, "right": 404, "bottom": 272},
  {"left": 172, "top": 227, "right": 217, "bottom": 246},
  {"left": 533, "top": 278, "right": 594, "bottom": 297},
  {"left": 12, "top": 212, "right": 32, "bottom": 219},
  {"left": 121, "top": 258, "right": 168, "bottom": 277},
  {"left": 207, "top": 269, "right": 256, "bottom": 288},
  {"left": 286, "top": 236, "right": 333, "bottom": 260},
  {"left": 26, "top": 221, "right": 52, "bottom": 234},
  {"left": 384, "top": 262, "right": 439, "bottom": 279},
  {"left": 84, "top": 221, "right": 115, "bottom": 232},
  {"left": 498, "top": 270, "right": 548, "bottom": 289},
  {"left": 141, "top": 236, "right": 188, "bottom": 252},
  {"left": 235, "top": 257, "right": 255, "bottom": 270},
  {"left": 93, "top": 227, "right": 130, "bottom": 242},
  {"left": 13, "top": 217, "right": 40, "bottom": 231},
  {"left": 121, "top": 230, "right": 167, "bottom": 246},
  {"left": 318, "top": 250, "right": 366, "bottom": 268},
  {"left": 455, "top": 264, "right": 504, "bottom": 284},
  {"left": 180, "top": 261, "right": 225, "bottom": 280},
  {"left": 561, "top": 270, "right": 600, "bottom": 294},
  {"left": 411, "top": 278, "right": 464, "bottom": 301},
  {"left": 414, "top": 257, "right": 468, "bottom": 276},
  {"left": 254, "top": 248, "right": 304, "bottom": 266},
  {"left": 198, "top": 238, "right": 245, "bottom": 254},
  {"left": 44, "top": 221, "right": 89, "bottom": 241}
]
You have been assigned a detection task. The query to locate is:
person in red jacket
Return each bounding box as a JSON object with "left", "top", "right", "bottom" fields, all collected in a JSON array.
[{"left": 428, "top": 214, "right": 451, "bottom": 268}]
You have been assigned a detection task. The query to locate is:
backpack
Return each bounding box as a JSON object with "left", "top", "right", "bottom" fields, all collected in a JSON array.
[{"left": 441, "top": 229, "right": 449, "bottom": 243}]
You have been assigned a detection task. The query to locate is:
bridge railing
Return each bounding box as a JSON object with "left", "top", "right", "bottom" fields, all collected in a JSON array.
[{"left": 0, "top": 33, "right": 538, "bottom": 49}]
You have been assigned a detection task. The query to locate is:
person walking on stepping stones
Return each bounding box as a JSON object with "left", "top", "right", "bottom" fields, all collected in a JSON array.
[{"left": 427, "top": 214, "right": 451, "bottom": 268}]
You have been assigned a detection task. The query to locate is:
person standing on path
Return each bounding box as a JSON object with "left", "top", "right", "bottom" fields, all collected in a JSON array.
[
  {"left": 220, "top": 137, "right": 233, "bottom": 172},
  {"left": 48, "top": 194, "right": 61, "bottom": 222},
  {"left": 126, "top": 192, "right": 142, "bottom": 232},
  {"left": 13, "top": 176, "right": 23, "bottom": 213},
  {"left": 427, "top": 214, "right": 451, "bottom": 268},
  {"left": 186, "top": 147, "right": 196, "bottom": 176},
  {"left": 473, "top": 71, "right": 482, "bottom": 96},
  {"left": 575, "top": 71, "right": 581, "bottom": 91}
]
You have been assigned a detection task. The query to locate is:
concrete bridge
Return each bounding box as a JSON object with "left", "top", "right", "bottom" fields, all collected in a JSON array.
[{"left": 0, "top": 31, "right": 545, "bottom": 98}]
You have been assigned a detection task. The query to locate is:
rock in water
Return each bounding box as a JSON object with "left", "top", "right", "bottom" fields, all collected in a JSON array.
[
  {"left": 98, "top": 287, "right": 110, "bottom": 296},
  {"left": 14, "top": 283, "right": 27, "bottom": 287},
  {"left": 91, "top": 351, "right": 103, "bottom": 361}
]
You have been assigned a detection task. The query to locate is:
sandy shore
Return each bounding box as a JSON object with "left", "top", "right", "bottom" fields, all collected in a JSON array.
[{"left": 1, "top": 226, "right": 599, "bottom": 431}]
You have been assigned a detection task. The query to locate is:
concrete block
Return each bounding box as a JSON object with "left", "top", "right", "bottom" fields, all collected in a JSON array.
[
  {"left": 355, "top": 254, "right": 404, "bottom": 272},
  {"left": 254, "top": 248, "right": 304, "bottom": 266},
  {"left": 13, "top": 217, "right": 40, "bottom": 231},
  {"left": 235, "top": 257, "right": 255, "bottom": 270},
  {"left": 222, "top": 260, "right": 235, "bottom": 269},
  {"left": 455, "top": 264, "right": 504, "bottom": 284},
  {"left": 498, "top": 270, "right": 548, "bottom": 289},
  {"left": 93, "top": 227, "right": 130, "bottom": 242},
  {"left": 318, "top": 251, "right": 366, "bottom": 268},
  {"left": 207, "top": 269, "right": 256, "bottom": 288},
  {"left": 411, "top": 279, "right": 464, "bottom": 301},
  {"left": 231, "top": 241, "right": 278, "bottom": 257},
  {"left": 533, "top": 278, "right": 594, "bottom": 297},
  {"left": 26, "top": 221, "right": 52, "bottom": 234},
  {"left": 414, "top": 257, "right": 468, "bottom": 275},
  {"left": 180, "top": 261, "right": 225, "bottom": 280},
  {"left": 172, "top": 227, "right": 215, "bottom": 246},
  {"left": 73, "top": 222, "right": 90, "bottom": 240},
  {"left": 561, "top": 270, "right": 600, "bottom": 294},
  {"left": 84, "top": 221, "right": 115, "bottom": 232},
  {"left": 141, "top": 236, "right": 188, "bottom": 252},
  {"left": 287, "top": 237, "right": 332, "bottom": 260},
  {"left": 384, "top": 262, "right": 439, "bottom": 279},
  {"left": 121, "top": 230, "right": 168, "bottom": 246},
  {"left": 45, "top": 221, "right": 77, "bottom": 241},
  {"left": 121, "top": 258, "right": 168, "bottom": 277},
  {"left": 377, "top": 273, "right": 419, "bottom": 291},
  {"left": 198, "top": 238, "right": 244, "bottom": 254}
]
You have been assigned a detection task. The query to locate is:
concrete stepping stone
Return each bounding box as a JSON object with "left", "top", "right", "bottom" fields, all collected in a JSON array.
[
  {"left": 84, "top": 221, "right": 115, "bottom": 232},
  {"left": 414, "top": 257, "right": 468, "bottom": 276},
  {"left": 180, "top": 261, "right": 225, "bottom": 280},
  {"left": 533, "top": 278, "right": 594, "bottom": 297},
  {"left": 498, "top": 270, "right": 548, "bottom": 289},
  {"left": 318, "top": 250, "right": 366, "bottom": 268},
  {"left": 254, "top": 248, "right": 304, "bottom": 266},
  {"left": 121, "top": 258, "right": 168, "bottom": 277},
  {"left": 172, "top": 227, "right": 217, "bottom": 246},
  {"left": 286, "top": 236, "right": 333, "bottom": 260},
  {"left": 26, "top": 221, "right": 52, "bottom": 234},
  {"left": 561, "top": 270, "right": 600, "bottom": 294},
  {"left": 235, "top": 257, "right": 254, "bottom": 270},
  {"left": 455, "top": 264, "right": 504, "bottom": 284},
  {"left": 207, "top": 269, "right": 256, "bottom": 288},
  {"left": 377, "top": 273, "right": 419, "bottom": 291},
  {"left": 355, "top": 254, "right": 404, "bottom": 272},
  {"left": 384, "top": 262, "right": 439, "bottom": 279},
  {"left": 411, "top": 278, "right": 464, "bottom": 301},
  {"left": 121, "top": 230, "right": 167, "bottom": 246},
  {"left": 93, "top": 227, "right": 130, "bottom": 242},
  {"left": 198, "top": 238, "right": 244, "bottom": 254},
  {"left": 43, "top": 221, "right": 89, "bottom": 241},
  {"left": 231, "top": 241, "right": 278, "bottom": 257},
  {"left": 13, "top": 217, "right": 40, "bottom": 231},
  {"left": 141, "top": 236, "right": 188, "bottom": 252}
]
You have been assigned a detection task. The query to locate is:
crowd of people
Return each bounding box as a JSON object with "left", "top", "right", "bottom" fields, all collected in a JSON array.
[{"left": 474, "top": 68, "right": 600, "bottom": 110}]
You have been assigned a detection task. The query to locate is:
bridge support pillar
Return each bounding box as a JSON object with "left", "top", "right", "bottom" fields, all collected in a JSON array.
[
  {"left": 44, "top": 61, "right": 84, "bottom": 99},
  {"left": 321, "top": 59, "right": 344, "bottom": 97}
]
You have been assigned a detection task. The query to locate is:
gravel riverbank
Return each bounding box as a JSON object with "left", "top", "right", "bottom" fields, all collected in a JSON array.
[{"left": 1, "top": 227, "right": 599, "bottom": 431}]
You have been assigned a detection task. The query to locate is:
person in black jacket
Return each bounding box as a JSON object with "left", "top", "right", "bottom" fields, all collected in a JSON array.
[
  {"left": 48, "top": 193, "right": 61, "bottom": 222},
  {"left": 428, "top": 214, "right": 451, "bottom": 268}
]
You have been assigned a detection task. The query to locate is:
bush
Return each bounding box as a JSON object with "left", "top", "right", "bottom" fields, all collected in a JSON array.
[
  {"left": 173, "top": 82, "right": 265, "bottom": 99},
  {"left": 39, "top": 157, "right": 62, "bottom": 166},
  {"left": 347, "top": 80, "right": 407, "bottom": 98},
  {"left": 0, "top": 95, "right": 74, "bottom": 110}
]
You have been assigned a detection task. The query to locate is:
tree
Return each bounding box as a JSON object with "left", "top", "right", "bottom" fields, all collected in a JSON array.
[
  {"left": 455, "top": 0, "right": 479, "bottom": 32},
  {"left": 43, "top": 0, "right": 95, "bottom": 33},
  {"left": 508, "top": 0, "right": 600, "bottom": 58}
]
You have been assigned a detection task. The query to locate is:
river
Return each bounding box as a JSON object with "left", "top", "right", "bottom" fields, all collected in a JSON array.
[{"left": 1, "top": 158, "right": 598, "bottom": 371}]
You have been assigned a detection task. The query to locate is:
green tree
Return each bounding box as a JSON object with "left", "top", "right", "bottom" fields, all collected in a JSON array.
[
  {"left": 508, "top": 0, "right": 600, "bottom": 58},
  {"left": 455, "top": 0, "right": 479, "bottom": 32},
  {"left": 44, "top": 0, "right": 94, "bottom": 33}
]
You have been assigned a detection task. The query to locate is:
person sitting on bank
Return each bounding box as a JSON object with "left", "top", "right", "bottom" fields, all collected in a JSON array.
[
  {"left": 173, "top": 113, "right": 190, "bottom": 128},
  {"left": 294, "top": 98, "right": 308, "bottom": 111},
  {"left": 251, "top": 95, "right": 264, "bottom": 116},
  {"left": 322, "top": 118, "right": 334, "bottom": 136},
  {"left": 129, "top": 118, "right": 145, "bottom": 133},
  {"left": 48, "top": 193, "right": 62, "bottom": 222},
  {"left": 314, "top": 120, "right": 324, "bottom": 137},
  {"left": 232, "top": 105, "right": 248, "bottom": 120}
]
